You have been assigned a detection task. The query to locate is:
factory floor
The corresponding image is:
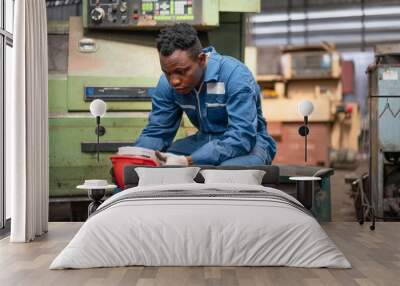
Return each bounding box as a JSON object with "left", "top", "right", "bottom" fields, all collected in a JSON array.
[
  {"left": 1, "top": 222, "right": 399, "bottom": 286},
  {"left": 330, "top": 158, "right": 369, "bottom": 222}
]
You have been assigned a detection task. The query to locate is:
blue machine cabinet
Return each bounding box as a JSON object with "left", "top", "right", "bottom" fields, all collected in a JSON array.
[{"left": 368, "top": 45, "right": 400, "bottom": 217}]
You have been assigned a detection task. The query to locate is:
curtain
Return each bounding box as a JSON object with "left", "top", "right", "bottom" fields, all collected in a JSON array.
[{"left": 8, "top": 0, "right": 49, "bottom": 242}]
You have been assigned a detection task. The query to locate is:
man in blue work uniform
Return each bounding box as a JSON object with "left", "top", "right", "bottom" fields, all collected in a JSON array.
[{"left": 134, "top": 23, "right": 276, "bottom": 166}]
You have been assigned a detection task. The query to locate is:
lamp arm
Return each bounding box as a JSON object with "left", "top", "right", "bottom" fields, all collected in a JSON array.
[
  {"left": 96, "top": 116, "right": 100, "bottom": 163},
  {"left": 304, "top": 116, "right": 308, "bottom": 163}
]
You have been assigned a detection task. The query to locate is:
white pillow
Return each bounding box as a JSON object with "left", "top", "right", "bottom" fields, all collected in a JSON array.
[
  {"left": 200, "top": 169, "right": 266, "bottom": 185},
  {"left": 136, "top": 167, "right": 200, "bottom": 186}
]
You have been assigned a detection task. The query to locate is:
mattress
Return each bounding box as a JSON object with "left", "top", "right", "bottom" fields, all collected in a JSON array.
[{"left": 50, "top": 183, "right": 351, "bottom": 269}]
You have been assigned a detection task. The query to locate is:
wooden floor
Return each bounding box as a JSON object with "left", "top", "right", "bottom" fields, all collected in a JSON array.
[{"left": 0, "top": 222, "right": 399, "bottom": 286}]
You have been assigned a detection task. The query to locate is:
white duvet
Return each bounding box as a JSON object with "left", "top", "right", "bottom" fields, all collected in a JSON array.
[{"left": 50, "top": 183, "right": 351, "bottom": 269}]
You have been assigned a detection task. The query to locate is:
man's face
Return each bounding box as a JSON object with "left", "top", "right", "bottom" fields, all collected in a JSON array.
[{"left": 160, "top": 50, "right": 206, "bottom": 95}]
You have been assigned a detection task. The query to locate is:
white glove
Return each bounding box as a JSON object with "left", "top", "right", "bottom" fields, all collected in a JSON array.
[{"left": 155, "top": 151, "right": 189, "bottom": 166}]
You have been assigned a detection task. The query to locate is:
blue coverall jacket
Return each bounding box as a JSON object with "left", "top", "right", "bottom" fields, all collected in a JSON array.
[{"left": 134, "top": 47, "right": 276, "bottom": 165}]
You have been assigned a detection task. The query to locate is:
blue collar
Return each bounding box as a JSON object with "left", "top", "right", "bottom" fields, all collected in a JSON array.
[{"left": 202, "top": 46, "right": 221, "bottom": 82}]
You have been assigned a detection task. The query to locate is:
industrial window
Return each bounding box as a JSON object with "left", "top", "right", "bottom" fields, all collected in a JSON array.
[
  {"left": 250, "top": 0, "right": 400, "bottom": 51},
  {"left": 0, "top": 0, "right": 13, "bottom": 231}
]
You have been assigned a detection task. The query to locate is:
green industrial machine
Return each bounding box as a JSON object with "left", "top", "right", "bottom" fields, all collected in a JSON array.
[{"left": 48, "top": 0, "right": 261, "bottom": 206}]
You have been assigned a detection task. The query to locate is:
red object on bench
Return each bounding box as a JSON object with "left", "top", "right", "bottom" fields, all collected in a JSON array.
[{"left": 110, "top": 155, "right": 159, "bottom": 189}]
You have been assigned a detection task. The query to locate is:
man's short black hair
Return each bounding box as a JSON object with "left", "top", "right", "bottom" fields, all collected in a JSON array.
[{"left": 156, "top": 23, "right": 203, "bottom": 60}]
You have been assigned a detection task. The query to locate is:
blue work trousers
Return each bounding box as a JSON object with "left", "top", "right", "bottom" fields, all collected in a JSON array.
[{"left": 167, "top": 132, "right": 271, "bottom": 166}]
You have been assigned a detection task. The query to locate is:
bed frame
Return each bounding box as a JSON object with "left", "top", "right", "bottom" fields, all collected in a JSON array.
[
  {"left": 123, "top": 165, "right": 280, "bottom": 189},
  {"left": 123, "top": 165, "right": 334, "bottom": 222}
]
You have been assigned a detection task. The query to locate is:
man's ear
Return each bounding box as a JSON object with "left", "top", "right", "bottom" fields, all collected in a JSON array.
[{"left": 198, "top": 52, "right": 207, "bottom": 67}]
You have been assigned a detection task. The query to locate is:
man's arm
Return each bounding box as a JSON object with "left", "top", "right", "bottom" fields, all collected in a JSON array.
[
  {"left": 191, "top": 68, "right": 258, "bottom": 165},
  {"left": 134, "top": 75, "right": 182, "bottom": 151}
]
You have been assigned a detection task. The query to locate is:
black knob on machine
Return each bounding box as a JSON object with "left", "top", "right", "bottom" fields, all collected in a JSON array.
[
  {"left": 112, "top": 3, "right": 118, "bottom": 13},
  {"left": 91, "top": 7, "right": 105, "bottom": 23}
]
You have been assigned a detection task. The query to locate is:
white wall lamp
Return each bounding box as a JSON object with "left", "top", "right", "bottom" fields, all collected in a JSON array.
[
  {"left": 77, "top": 99, "right": 115, "bottom": 217},
  {"left": 289, "top": 100, "right": 319, "bottom": 211},
  {"left": 298, "top": 100, "right": 314, "bottom": 163},
  {"left": 89, "top": 99, "right": 107, "bottom": 162}
]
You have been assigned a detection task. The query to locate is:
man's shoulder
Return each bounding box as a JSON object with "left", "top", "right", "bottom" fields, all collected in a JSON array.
[
  {"left": 217, "top": 55, "right": 254, "bottom": 83},
  {"left": 157, "top": 73, "right": 170, "bottom": 88},
  {"left": 156, "top": 74, "right": 173, "bottom": 92},
  {"left": 215, "top": 54, "right": 241, "bottom": 70},
  {"left": 154, "top": 74, "right": 176, "bottom": 100},
  {"left": 208, "top": 53, "right": 257, "bottom": 94}
]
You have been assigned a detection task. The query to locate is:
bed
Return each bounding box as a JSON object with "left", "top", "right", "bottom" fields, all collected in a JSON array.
[{"left": 50, "top": 166, "right": 350, "bottom": 269}]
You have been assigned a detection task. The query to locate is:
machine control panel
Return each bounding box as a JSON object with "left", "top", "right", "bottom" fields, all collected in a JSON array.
[
  {"left": 84, "top": 86, "right": 155, "bottom": 101},
  {"left": 85, "top": 0, "right": 206, "bottom": 29}
]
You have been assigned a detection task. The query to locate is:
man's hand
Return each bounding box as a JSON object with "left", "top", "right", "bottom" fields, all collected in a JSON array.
[{"left": 155, "top": 151, "right": 190, "bottom": 166}]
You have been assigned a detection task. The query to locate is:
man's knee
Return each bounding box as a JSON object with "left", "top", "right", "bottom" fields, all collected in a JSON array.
[
  {"left": 264, "top": 152, "right": 273, "bottom": 165},
  {"left": 219, "top": 154, "right": 265, "bottom": 166},
  {"left": 166, "top": 140, "right": 191, "bottom": 156},
  {"left": 166, "top": 134, "right": 201, "bottom": 156}
]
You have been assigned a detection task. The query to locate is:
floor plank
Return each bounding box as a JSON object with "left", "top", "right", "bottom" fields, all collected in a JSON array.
[{"left": 0, "top": 222, "right": 399, "bottom": 286}]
